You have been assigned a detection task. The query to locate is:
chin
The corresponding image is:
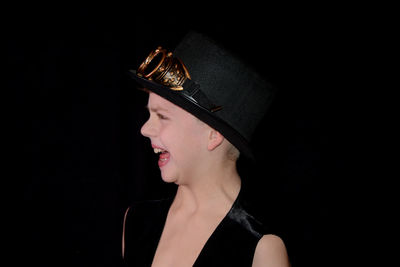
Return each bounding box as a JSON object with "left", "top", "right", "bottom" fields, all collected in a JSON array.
[
  {"left": 160, "top": 170, "right": 178, "bottom": 184},
  {"left": 161, "top": 176, "right": 177, "bottom": 184}
]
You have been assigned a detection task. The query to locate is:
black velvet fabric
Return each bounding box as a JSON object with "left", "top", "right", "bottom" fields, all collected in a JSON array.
[{"left": 122, "top": 187, "right": 269, "bottom": 266}]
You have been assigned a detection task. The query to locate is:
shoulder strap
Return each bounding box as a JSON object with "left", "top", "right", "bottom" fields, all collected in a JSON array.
[
  {"left": 120, "top": 197, "right": 174, "bottom": 264},
  {"left": 122, "top": 206, "right": 131, "bottom": 259}
]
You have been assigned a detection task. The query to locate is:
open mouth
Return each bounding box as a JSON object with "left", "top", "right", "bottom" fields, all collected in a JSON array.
[{"left": 153, "top": 147, "right": 170, "bottom": 167}]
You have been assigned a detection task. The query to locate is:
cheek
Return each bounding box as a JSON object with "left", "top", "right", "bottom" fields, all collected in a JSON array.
[{"left": 162, "top": 123, "right": 206, "bottom": 162}]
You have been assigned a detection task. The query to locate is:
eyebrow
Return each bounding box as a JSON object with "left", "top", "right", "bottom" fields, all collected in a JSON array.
[{"left": 145, "top": 105, "right": 170, "bottom": 113}]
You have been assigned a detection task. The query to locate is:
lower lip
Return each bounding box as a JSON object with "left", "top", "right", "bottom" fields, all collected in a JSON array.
[{"left": 158, "top": 152, "right": 170, "bottom": 167}]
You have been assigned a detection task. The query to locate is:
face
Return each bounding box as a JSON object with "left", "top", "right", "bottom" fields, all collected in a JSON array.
[{"left": 141, "top": 92, "right": 210, "bottom": 184}]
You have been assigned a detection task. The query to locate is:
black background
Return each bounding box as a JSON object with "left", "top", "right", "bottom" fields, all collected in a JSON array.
[{"left": 8, "top": 4, "right": 361, "bottom": 267}]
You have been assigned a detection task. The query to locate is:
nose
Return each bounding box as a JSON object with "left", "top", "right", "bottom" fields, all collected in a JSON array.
[{"left": 140, "top": 116, "right": 157, "bottom": 138}]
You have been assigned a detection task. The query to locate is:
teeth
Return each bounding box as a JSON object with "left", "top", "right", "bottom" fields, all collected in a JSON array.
[{"left": 153, "top": 148, "right": 165, "bottom": 154}]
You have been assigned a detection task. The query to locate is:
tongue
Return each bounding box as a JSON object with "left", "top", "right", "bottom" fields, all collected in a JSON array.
[{"left": 159, "top": 151, "right": 170, "bottom": 160}]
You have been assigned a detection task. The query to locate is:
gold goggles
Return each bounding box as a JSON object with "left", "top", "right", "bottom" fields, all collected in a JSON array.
[{"left": 136, "top": 46, "right": 191, "bottom": 91}]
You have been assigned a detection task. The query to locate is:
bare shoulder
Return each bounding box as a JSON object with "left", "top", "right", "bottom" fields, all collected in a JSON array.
[{"left": 252, "top": 234, "right": 290, "bottom": 267}]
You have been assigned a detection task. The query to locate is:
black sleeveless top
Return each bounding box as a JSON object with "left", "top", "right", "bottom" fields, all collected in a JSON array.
[{"left": 122, "top": 188, "right": 269, "bottom": 266}]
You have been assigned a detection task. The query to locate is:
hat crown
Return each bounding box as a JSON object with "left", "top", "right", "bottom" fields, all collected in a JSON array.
[{"left": 174, "top": 31, "right": 275, "bottom": 142}]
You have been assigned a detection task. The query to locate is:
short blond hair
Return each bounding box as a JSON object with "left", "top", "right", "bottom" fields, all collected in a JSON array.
[{"left": 227, "top": 143, "right": 240, "bottom": 162}]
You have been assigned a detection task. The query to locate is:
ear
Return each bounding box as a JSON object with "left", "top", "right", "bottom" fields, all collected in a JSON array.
[{"left": 207, "top": 129, "right": 225, "bottom": 151}]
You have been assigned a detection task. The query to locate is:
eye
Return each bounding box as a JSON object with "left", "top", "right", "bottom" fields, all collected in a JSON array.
[{"left": 157, "top": 113, "right": 168, "bottom": 120}]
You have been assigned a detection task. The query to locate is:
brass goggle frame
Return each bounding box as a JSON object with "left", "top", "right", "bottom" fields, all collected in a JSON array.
[{"left": 136, "top": 46, "right": 191, "bottom": 91}]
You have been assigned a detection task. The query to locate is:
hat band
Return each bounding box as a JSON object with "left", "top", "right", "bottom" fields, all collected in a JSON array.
[{"left": 135, "top": 47, "right": 222, "bottom": 113}]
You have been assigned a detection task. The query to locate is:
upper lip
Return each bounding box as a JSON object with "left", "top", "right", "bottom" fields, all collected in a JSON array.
[
  {"left": 151, "top": 144, "right": 168, "bottom": 153},
  {"left": 151, "top": 144, "right": 166, "bottom": 150}
]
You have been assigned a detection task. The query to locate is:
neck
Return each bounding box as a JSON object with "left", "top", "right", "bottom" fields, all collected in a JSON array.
[{"left": 172, "top": 161, "right": 241, "bottom": 216}]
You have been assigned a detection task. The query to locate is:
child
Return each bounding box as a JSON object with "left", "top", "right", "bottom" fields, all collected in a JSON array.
[{"left": 123, "top": 31, "right": 290, "bottom": 267}]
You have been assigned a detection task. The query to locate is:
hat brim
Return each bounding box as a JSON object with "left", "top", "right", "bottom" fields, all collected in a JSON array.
[{"left": 128, "top": 70, "right": 255, "bottom": 160}]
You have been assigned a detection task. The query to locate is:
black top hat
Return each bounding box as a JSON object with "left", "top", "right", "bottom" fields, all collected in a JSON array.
[{"left": 128, "top": 31, "right": 276, "bottom": 159}]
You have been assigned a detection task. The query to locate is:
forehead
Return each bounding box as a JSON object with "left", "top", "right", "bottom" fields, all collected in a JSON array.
[
  {"left": 146, "top": 92, "right": 207, "bottom": 126},
  {"left": 147, "top": 92, "right": 177, "bottom": 112}
]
